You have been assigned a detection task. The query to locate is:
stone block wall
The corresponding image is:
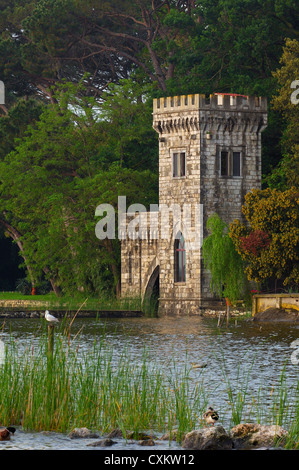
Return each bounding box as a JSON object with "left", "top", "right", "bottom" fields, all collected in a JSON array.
[
  {"left": 153, "top": 95, "right": 202, "bottom": 314},
  {"left": 121, "top": 93, "right": 267, "bottom": 315},
  {"left": 120, "top": 212, "right": 159, "bottom": 300},
  {"left": 197, "top": 94, "right": 267, "bottom": 297}
]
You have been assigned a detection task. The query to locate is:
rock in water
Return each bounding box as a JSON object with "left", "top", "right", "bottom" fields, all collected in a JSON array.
[
  {"left": 87, "top": 438, "right": 116, "bottom": 447},
  {"left": 230, "top": 423, "right": 288, "bottom": 449},
  {"left": 106, "top": 428, "right": 124, "bottom": 438},
  {"left": 137, "top": 439, "right": 155, "bottom": 446},
  {"left": 68, "top": 427, "right": 99, "bottom": 439},
  {"left": 182, "top": 425, "right": 232, "bottom": 450}
]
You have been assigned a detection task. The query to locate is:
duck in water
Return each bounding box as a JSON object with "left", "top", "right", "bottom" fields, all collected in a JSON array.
[{"left": 0, "top": 427, "right": 16, "bottom": 441}]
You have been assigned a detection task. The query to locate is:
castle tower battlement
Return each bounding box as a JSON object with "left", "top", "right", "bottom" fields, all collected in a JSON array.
[
  {"left": 153, "top": 93, "right": 267, "bottom": 136},
  {"left": 121, "top": 92, "right": 268, "bottom": 315},
  {"left": 153, "top": 93, "right": 267, "bottom": 114}
]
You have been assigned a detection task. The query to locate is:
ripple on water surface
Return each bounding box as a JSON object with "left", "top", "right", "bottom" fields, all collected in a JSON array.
[
  {"left": 0, "top": 315, "right": 298, "bottom": 448},
  {"left": 0, "top": 430, "right": 182, "bottom": 451}
]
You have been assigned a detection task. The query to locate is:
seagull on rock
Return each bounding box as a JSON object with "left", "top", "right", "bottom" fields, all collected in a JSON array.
[
  {"left": 45, "top": 310, "right": 59, "bottom": 323},
  {"left": 203, "top": 407, "right": 219, "bottom": 426}
]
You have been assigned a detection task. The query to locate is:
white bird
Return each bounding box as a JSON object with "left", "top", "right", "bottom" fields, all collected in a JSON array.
[{"left": 45, "top": 310, "right": 59, "bottom": 323}]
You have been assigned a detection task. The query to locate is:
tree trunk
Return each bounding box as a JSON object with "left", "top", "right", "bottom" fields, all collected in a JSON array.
[
  {"left": 0, "top": 217, "right": 35, "bottom": 288},
  {"left": 104, "top": 238, "right": 121, "bottom": 298},
  {"left": 225, "top": 297, "right": 231, "bottom": 327},
  {"left": 146, "top": 45, "right": 167, "bottom": 92},
  {"left": 43, "top": 266, "right": 61, "bottom": 297},
  {"left": 50, "top": 279, "right": 62, "bottom": 297}
]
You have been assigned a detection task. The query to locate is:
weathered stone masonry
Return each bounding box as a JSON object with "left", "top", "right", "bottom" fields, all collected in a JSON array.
[{"left": 121, "top": 93, "right": 267, "bottom": 315}]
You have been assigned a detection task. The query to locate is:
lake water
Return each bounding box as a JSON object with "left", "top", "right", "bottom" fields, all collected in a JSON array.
[{"left": 0, "top": 315, "right": 298, "bottom": 450}]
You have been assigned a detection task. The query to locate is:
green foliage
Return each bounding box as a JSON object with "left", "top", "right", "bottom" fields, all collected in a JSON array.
[
  {"left": 2, "top": 0, "right": 297, "bottom": 98},
  {"left": 15, "top": 278, "right": 32, "bottom": 295},
  {"left": 99, "top": 79, "right": 157, "bottom": 171},
  {"left": 230, "top": 188, "right": 299, "bottom": 288},
  {"left": 0, "top": 80, "right": 158, "bottom": 295},
  {"left": 162, "top": 0, "right": 297, "bottom": 96},
  {"left": 202, "top": 213, "right": 247, "bottom": 302},
  {"left": 0, "top": 0, "right": 298, "bottom": 296},
  {"left": 268, "top": 38, "right": 299, "bottom": 189},
  {"left": 0, "top": 98, "right": 44, "bottom": 158}
]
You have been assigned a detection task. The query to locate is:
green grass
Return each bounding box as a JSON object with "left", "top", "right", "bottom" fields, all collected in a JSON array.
[
  {"left": 0, "top": 291, "right": 56, "bottom": 301},
  {"left": 0, "top": 291, "right": 142, "bottom": 313}
]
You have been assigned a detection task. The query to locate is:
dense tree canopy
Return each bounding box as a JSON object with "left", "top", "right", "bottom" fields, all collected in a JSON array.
[
  {"left": 1, "top": 0, "right": 298, "bottom": 102},
  {"left": 0, "top": 81, "right": 158, "bottom": 295},
  {"left": 0, "top": 0, "right": 298, "bottom": 295}
]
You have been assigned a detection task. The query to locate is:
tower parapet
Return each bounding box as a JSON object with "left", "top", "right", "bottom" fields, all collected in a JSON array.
[
  {"left": 153, "top": 93, "right": 267, "bottom": 136},
  {"left": 153, "top": 93, "right": 267, "bottom": 114}
]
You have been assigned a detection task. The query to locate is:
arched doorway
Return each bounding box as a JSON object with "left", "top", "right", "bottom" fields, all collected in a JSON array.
[{"left": 143, "top": 265, "right": 159, "bottom": 316}]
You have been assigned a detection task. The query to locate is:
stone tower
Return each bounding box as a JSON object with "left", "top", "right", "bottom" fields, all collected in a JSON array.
[{"left": 121, "top": 93, "right": 267, "bottom": 315}]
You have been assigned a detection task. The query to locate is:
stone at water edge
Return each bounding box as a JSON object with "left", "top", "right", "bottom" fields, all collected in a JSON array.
[
  {"left": 160, "top": 429, "right": 182, "bottom": 441},
  {"left": 106, "top": 428, "right": 124, "bottom": 439},
  {"left": 68, "top": 427, "right": 99, "bottom": 439},
  {"left": 182, "top": 423, "right": 289, "bottom": 450},
  {"left": 137, "top": 439, "right": 155, "bottom": 446},
  {"left": 230, "top": 423, "right": 288, "bottom": 449},
  {"left": 87, "top": 438, "right": 116, "bottom": 447},
  {"left": 182, "top": 425, "right": 233, "bottom": 450},
  {"left": 126, "top": 431, "right": 158, "bottom": 440}
]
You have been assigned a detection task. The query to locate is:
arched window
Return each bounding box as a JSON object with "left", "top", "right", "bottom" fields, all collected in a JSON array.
[{"left": 174, "top": 232, "right": 186, "bottom": 282}]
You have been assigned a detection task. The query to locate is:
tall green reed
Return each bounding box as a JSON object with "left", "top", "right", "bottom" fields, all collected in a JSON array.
[
  {"left": 215, "top": 347, "right": 298, "bottom": 446},
  {"left": 0, "top": 320, "right": 206, "bottom": 438},
  {"left": 216, "top": 350, "right": 256, "bottom": 426},
  {"left": 0, "top": 320, "right": 298, "bottom": 448}
]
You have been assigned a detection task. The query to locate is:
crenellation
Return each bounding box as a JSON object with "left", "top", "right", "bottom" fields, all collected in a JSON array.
[{"left": 153, "top": 93, "right": 267, "bottom": 116}]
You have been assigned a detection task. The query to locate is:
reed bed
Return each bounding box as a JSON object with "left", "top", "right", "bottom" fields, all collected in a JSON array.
[
  {"left": 0, "top": 321, "right": 206, "bottom": 438},
  {"left": 0, "top": 320, "right": 298, "bottom": 448}
]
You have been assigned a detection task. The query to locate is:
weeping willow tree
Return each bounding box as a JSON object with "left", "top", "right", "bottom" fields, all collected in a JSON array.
[{"left": 202, "top": 213, "right": 247, "bottom": 303}]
